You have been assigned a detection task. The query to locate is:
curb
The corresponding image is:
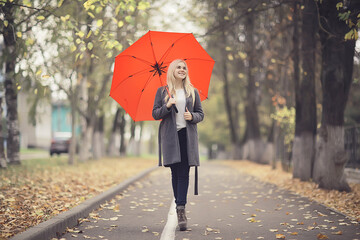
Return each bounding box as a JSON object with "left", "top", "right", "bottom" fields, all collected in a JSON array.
[{"left": 11, "top": 166, "right": 158, "bottom": 240}]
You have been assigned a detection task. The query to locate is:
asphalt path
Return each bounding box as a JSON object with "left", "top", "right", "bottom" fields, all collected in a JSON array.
[{"left": 60, "top": 162, "right": 360, "bottom": 240}]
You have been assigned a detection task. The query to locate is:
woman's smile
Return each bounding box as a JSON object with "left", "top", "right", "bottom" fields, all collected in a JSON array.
[{"left": 174, "top": 62, "right": 187, "bottom": 80}]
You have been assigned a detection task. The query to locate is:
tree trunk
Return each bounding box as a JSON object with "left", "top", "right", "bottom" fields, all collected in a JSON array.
[
  {"left": 119, "top": 109, "right": 126, "bottom": 156},
  {"left": 107, "top": 108, "right": 120, "bottom": 156},
  {"left": 0, "top": 96, "right": 7, "bottom": 168},
  {"left": 79, "top": 119, "right": 94, "bottom": 162},
  {"left": 135, "top": 122, "right": 143, "bottom": 156},
  {"left": 92, "top": 117, "right": 101, "bottom": 160},
  {"left": 3, "top": 3, "right": 20, "bottom": 165},
  {"left": 313, "top": 0, "right": 355, "bottom": 192},
  {"left": 220, "top": 30, "right": 241, "bottom": 159},
  {"left": 244, "top": 14, "right": 262, "bottom": 163},
  {"left": 128, "top": 121, "right": 136, "bottom": 155},
  {"left": 68, "top": 86, "right": 77, "bottom": 165},
  {"left": 292, "top": 0, "right": 317, "bottom": 181},
  {"left": 93, "top": 115, "right": 105, "bottom": 159}
]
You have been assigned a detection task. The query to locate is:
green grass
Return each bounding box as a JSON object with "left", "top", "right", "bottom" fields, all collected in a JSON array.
[{"left": 20, "top": 148, "right": 48, "bottom": 154}]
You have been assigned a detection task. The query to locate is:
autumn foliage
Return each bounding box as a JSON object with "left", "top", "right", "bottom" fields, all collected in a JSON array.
[{"left": 0, "top": 157, "right": 156, "bottom": 239}]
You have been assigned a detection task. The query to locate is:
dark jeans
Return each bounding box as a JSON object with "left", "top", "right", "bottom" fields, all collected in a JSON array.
[{"left": 170, "top": 128, "right": 190, "bottom": 206}]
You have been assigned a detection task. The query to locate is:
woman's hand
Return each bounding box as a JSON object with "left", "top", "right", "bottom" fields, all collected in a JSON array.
[
  {"left": 166, "top": 97, "right": 176, "bottom": 108},
  {"left": 184, "top": 107, "right": 193, "bottom": 121}
]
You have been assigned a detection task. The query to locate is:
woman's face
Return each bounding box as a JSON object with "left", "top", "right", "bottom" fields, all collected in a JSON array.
[{"left": 173, "top": 62, "right": 187, "bottom": 81}]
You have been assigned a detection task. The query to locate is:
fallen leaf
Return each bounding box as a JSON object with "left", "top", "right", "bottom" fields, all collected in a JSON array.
[
  {"left": 331, "top": 231, "right": 342, "bottom": 235},
  {"left": 275, "top": 234, "right": 286, "bottom": 239},
  {"left": 317, "top": 233, "right": 328, "bottom": 239}
]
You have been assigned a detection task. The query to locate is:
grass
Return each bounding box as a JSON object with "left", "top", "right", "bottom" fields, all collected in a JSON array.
[{"left": 19, "top": 148, "right": 48, "bottom": 154}]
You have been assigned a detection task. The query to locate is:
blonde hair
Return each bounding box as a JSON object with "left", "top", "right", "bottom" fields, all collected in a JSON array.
[{"left": 164, "top": 59, "right": 195, "bottom": 105}]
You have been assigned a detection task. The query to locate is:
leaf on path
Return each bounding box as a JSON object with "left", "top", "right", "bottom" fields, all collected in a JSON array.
[
  {"left": 317, "top": 233, "right": 328, "bottom": 239},
  {"left": 113, "top": 204, "right": 120, "bottom": 212},
  {"left": 269, "top": 229, "right": 278, "bottom": 232},
  {"left": 275, "top": 234, "right": 286, "bottom": 239},
  {"left": 331, "top": 230, "right": 342, "bottom": 235},
  {"left": 109, "top": 217, "right": 118, "bottom": 221}
]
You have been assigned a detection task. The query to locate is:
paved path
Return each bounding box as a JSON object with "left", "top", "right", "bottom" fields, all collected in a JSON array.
[{"left": 60, "top": 162, "right": 360, "bottom": 240}]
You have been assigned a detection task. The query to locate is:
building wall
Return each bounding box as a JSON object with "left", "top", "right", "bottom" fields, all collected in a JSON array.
[{"left": 18, "top": 92, "right": 51, "bottom": 149}]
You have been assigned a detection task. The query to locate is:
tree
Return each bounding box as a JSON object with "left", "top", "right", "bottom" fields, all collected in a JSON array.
[
  {"left": 1, "top": 1, "right": 21, "bottom": 165},
  {"left": 291, "top": 0, "right": 318, "bottom": 181},
  {"left": 312, "top": 0, "right": 357, "bottom": 192},
  {"left": 0, "top": 0, "right": 61, "bottom": 165}
]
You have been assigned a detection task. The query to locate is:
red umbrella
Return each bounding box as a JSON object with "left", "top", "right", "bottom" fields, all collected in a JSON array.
[{"left": 110, "top": 30, "right": 215, "bottom": 121}]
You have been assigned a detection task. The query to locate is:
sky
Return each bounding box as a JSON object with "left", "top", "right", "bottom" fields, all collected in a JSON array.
[{"left": 147, "top": 0, "right": 205, "bottom": 35}]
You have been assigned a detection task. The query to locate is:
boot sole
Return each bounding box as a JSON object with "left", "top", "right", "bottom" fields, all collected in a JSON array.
[{"left": 179, "top": 225, "right": 187, "bottom": 231}]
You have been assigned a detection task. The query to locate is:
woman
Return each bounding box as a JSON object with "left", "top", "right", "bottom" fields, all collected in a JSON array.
[{"left": 152, "top": 59, "right": 204, "bottom": 231}]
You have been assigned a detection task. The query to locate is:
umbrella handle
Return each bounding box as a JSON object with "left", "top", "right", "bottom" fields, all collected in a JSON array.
[{"left": 165, "top": 86, "right": 178, "bottom": 113}]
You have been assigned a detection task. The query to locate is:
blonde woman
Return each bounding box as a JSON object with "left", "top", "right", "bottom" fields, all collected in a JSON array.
[{"left": 152, "top": 59, "right": 204, "bottom": 231}]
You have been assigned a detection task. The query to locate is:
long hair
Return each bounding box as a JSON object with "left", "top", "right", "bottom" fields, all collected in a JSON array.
[{"left": 164, "top": 59, "right": 195, "bottom": 105}]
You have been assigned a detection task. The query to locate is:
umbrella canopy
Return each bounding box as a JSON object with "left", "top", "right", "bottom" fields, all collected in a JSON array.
[{"left": 110, "top": 30, "right": 215, "bottom": 121}]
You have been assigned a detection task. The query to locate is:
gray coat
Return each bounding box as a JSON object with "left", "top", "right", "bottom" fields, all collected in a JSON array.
[{"left": 152, "top": 87, "right": 204, "bottom": 167}]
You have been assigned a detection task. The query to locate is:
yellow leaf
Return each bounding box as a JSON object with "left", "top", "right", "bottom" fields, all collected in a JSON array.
[
  {"left": 42, "top": 75, "right": 50, "bottom": 78},
  {"left": 16, "top": 32, "right": 22, "bottom": 38},
  {"left": 290, "top": 232, "right": 298, "bottom": 235},
  {"left": 58, "top": 0, "right": 64, "bottom": 7},
  {"left": 138, "top": 2, "right": 150, "bottom": 10},
  {"left": 37, "top": 15, "right": 45, "bottom": 20},
  {"left": 96, "top": 19, "right": 103, "bottom": 27},
  {"left": 36, "top": 69, "right": 42, "bottom": 76},
  {"left": 96, "top": 6, "right": 103, "bottom": 13},
  {"left": 17, "top": 86, "right": 21, "bottom": 90},
  {"left": 86, "top": 30, "right": 92, "bottom": 38},
  {"left": 4, "top": 20, "right": 8, "bottom": 27},
  {"left": 76, "top": 31, "right": 85, "bottom": 38},
  {"left": 336, "top": 2, "right": 343, "bottom": 10},
  {"left": 87, "top": 12, "right": 95, "bottom": 18},
  {"left": 125, "top": 16, "right": 132, "bottom": 23},
  {"left": 317, "top": 233, "right": 328, "bottom": 239},
  {"left": 118, "top": 20, "right": 124, "bottom": 28},
  {"left": 331, "top": 231, "right": 342, "bottom": 235},
  {"left": 275, "top": 234, "right": 285, "bottom": 239},
  {"left": 70, "top": 45, "right": 77, "bottom": 52},
  {"left": 87, "top": 42, "right": 93, "bottom": 50}
]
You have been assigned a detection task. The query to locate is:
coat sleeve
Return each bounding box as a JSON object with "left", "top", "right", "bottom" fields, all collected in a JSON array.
[
  {"left": 190, "top": 89, "right": 204, "bottom": 124},
  {"left": 152, "top": 87, "right": 172, "bottom": 120}
]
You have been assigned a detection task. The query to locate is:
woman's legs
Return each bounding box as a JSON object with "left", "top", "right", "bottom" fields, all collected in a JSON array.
[{"left": 170, "top": 128, "right": 190, "bottom": 206}]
